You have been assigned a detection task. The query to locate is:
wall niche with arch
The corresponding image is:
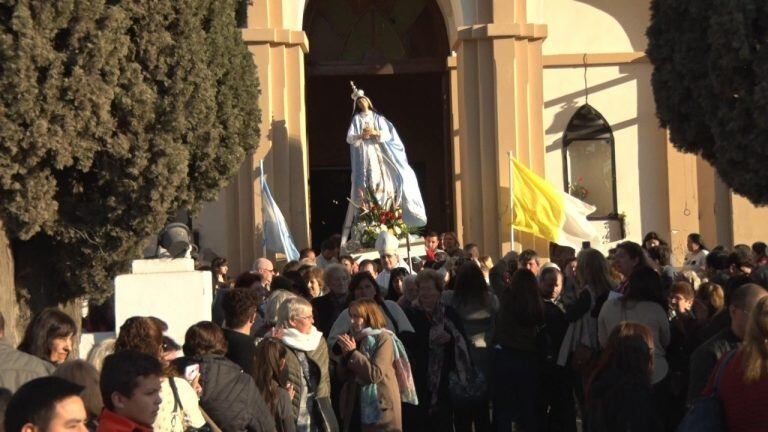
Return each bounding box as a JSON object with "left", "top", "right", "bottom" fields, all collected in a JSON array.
[{"left": 562, "top": 104, "right": 625, "bottom": 244}]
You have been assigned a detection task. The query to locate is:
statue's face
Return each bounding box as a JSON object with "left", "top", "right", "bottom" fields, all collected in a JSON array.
[{"left": 357, "top": 97, "right": 370, "bottom": 111}]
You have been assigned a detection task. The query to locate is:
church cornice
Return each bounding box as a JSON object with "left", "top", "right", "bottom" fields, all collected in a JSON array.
[
  {"left": 241, "top": 28, "right": 309, "bottom": 53},
  {"left": 455, "top": 23, "right": 548, "bottom": 46}
]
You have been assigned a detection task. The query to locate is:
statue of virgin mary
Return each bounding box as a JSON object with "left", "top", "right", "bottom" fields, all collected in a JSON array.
[{"left": 341, "top": 82, "right": 427, "bottom": 245}]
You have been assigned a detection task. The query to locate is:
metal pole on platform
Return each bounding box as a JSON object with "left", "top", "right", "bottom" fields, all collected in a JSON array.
[
  {"left": 260, "top": 160, "right": 268, "bottom": 260},
  {"left": 508, "top": 151, "right": 515, "bottom": 251},
  {"left": 405, "top": 234, "right": 413, "bottom": 273}
]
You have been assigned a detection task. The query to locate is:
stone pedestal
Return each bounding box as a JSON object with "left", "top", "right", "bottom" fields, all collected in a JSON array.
[{"left": 114, "top": 259, "right": 213, "bottom": 345}]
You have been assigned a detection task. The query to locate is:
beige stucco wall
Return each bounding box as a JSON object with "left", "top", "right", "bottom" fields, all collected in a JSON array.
[
  {"left": 731, "top": 194, "right": 768, "bottom": 246},
  {"left": 535, "top": 0, "right": 649, "bottom": 55}
]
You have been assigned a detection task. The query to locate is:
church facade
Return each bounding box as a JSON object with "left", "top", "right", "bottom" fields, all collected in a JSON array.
[{"left": 194, "top": 0, "right": 768, "bottom": 274}]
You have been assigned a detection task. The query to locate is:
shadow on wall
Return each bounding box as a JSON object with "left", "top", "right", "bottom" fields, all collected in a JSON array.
[
  {"left": 265, "top": 118, "right": 309, "bottom": 247},
  {"left": 621, "top": 62, "right": 669, "bottom": 241},
  {"left": 575, "top": 0, "right": 650, "bottom": 52},
  {"left": 544, "top": 73, "right": 637, "bottom": 136}
]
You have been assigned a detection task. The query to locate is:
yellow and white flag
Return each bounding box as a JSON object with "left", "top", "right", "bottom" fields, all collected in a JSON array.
[{"left": 509, "top": 156, "right": 599, "bottom": 250}]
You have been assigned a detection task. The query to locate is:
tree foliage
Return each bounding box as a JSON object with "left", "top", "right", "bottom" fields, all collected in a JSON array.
[
  {"left": 647, "top": 0, "right": 768, "bottom": 205},
  {"left": 0, "top": 0, "right": 260, "bottom": 302}
]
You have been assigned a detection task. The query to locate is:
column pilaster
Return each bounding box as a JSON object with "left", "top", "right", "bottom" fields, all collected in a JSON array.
[{"left": 455, "top": 17, "right": 547, "bottom": 258}]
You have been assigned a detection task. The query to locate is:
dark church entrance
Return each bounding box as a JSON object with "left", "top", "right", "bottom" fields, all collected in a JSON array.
[{"left": 304, "top": 0, "right": 452, "bottom": 250}]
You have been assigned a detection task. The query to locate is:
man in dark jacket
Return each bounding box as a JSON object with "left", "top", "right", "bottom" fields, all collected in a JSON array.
[
  {"left": 489, "top": 251, "right": 518, "bottom": 297},
  {"left": 222, "top": 288, "right": 260, "bottom": 375},
  {"left": 0, "top": 312, "right": 54, "bottom": 393},
  {"left": 687, "top": 283, "right": 767, "bottom": 403}
]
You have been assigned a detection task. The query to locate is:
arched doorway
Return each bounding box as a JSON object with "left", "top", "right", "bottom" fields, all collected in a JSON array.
[{"left": 304, "top": 0, "right": 452, "bottom": 250}]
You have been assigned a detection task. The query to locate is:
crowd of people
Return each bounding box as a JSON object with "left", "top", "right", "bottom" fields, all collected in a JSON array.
[{"left": 2, "top": 230, "right": 768, "bottom": 432}]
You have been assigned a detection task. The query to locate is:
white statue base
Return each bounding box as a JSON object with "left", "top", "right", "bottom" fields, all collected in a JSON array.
[{"left": 345, "top": 236, "right": 426, "bottom": 262}]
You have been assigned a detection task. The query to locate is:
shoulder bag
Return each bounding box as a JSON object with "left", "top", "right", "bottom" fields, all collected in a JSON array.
[
  {"left": 676, "top": 350, "right": 737, "bottom": 432},
  {"left": 168, "top": 377, "right": 213, "bottom": 432}
]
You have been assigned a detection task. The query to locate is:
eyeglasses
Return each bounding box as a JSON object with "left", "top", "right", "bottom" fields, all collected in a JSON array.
[{"left": 296, "top": 315, "right": 314, "bottom": 321}]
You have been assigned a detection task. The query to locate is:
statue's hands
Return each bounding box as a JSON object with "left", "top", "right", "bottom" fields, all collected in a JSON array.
[{"left": 361, "top": 125, "right": 372, "bottom": 140}]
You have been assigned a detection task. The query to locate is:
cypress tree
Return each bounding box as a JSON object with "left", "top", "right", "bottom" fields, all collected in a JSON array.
[
  {"left": 647, "top": 0, "right": 768, "bottom": 204},
  {"left": 0, "top": 0, "right": 260, "bottom": 310}
]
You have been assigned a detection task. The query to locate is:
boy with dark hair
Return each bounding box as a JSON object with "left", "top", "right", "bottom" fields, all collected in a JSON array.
[
  {"left": 222, "top": 288, "right": 259, "bottom": 374},
  {"left": 339, "top": 254, "right": 357, "bottom": 275},
  {"left": 98, "top": 351, "right": 163, "bottom": 432},
  {"left": 5, "top": 376, "right": 87, "bottom": 432},
  {"left": 316, "top": 235, "right": 341, "bottom": 269},
  {"left": 423, "top": 231, "right": 440, "bottom": 264}
]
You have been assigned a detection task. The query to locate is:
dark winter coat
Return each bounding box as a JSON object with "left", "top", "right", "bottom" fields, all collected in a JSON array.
[
  {"left": 687, "top": 327, "right": 741, "bottom": 403},
  {"left": 312, "top": 293, "right": 348, "bottom": 337},
  {"left": 223, "top": 328, "right": 257, "bottom": 375},
  {"left": 195, "top": 355, "right": 276, "bottom": 432},
  {"left": 588, "top": 368, "right": 663, "bottom": 432}
]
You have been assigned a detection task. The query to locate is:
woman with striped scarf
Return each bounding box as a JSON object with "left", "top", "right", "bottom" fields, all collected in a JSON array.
[{"left": 336, "top": 299, "right": 418, "bottom": 432}]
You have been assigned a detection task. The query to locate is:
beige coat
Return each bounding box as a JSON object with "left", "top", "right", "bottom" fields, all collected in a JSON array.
[{"left": 339, "top": 332, "right": 402, "bottom": 432}]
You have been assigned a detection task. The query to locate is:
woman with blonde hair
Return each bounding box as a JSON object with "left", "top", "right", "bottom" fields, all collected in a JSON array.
[
  {"left": 336, "top": 298, "right": 416, "bottom": 431},
  {"left": 557, "top": 249, "right": 616, "bottom": 422},
  {"left": 558, "top": 250, "right": 615, "bottom": 365},
  {"left": 702, "top": 296, "right": 768, "bottom": 430}
]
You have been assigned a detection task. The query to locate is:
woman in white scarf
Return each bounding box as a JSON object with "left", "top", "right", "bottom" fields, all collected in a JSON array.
[{"left": 276, "top": 298, "right": 339, "bottom": 432}]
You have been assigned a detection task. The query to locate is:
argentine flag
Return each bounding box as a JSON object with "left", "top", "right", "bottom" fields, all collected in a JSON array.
[{"left": 260, "top": 160, "right": 300, "bottom": 261}]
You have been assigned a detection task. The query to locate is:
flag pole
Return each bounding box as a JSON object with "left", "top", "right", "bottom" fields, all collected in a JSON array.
[
  {"left": 259, "top": 159, "right": 267, "bottom": 260},
  {"left": 508, "top": 151, "right": 515, "bottom": 252}
]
